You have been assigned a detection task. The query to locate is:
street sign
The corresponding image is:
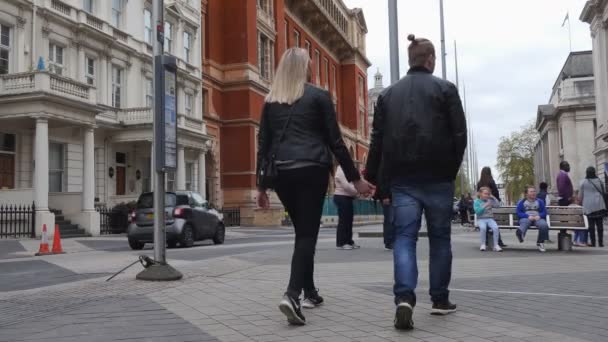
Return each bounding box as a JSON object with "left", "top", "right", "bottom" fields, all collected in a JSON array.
[{"left": 164, "top": 65, "right": 177, "bottom": 170}]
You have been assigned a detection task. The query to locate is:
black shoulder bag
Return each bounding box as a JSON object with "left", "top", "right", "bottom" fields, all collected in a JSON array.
[
  {"left": 587, "top": 179, "right": 608, "bottom": 218},
  {"left": 257, "top": 104, "right": 297, "bottom": 190}
]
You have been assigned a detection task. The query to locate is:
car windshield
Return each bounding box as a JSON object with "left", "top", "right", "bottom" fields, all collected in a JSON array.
[{"left": 137, "top": 193, "right": 177, "bottom": 208}]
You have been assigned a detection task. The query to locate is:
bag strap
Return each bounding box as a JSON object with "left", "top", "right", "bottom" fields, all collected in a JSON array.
[
  {"left": 588, "top": 179, "right": 605, "bottom": 195},
  {"left": 270, "top": 102, "right": 298, "bottom": 159}
]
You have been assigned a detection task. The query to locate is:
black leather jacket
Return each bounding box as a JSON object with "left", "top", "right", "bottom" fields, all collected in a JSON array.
[
  {"left": 366, "top": 67, "right": 467, "bottom": 184},
  {"left": 257, "top": 84, "right": 360, "bottom": 185}
]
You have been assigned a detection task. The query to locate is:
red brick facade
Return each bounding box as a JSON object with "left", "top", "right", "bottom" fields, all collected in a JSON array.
[{"left": 201, "top": 0, "right": 370, "bottom": 225}]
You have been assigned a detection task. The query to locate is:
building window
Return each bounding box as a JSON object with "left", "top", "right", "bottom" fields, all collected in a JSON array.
[
  {"left": 183, "top": 31, "right": 191, "bottom": 63},
  {"left": 145, "top": 78, "right": 153, "bottom": 107},
  {"left": 0, "top": 133, "right": 16, "bottom": 153},
  {"left": 185, "top": 92, "right": 193, "bottom": 116},
  {"left": 166, "top": 172, "right": 175, "bottom": 192},
  {"left": 258, "top": 33, "right": 271, "bottom": 79},
  {"left": 185, "top": 162, "right": 194, "bottom": 190},
  {"left": 112, "top": 66, "right": 123, "bottom": 108},
  {"left": 332, "top": 64, "right": 337, "bottom": 95},
  {"left": 144, "top": 9, "right": 152, "bottom": 44},
  {"left": 358, "top": 76, "right": 365, "bottom": 101},
  {"left": 304, "top": 40, "right": 311, "bottom": 58},
  {"left": 323, "top": 57, "right": 329, "bottom": 89},
  {"left": 314, "top": 50, "right": 320, "bottom": 85},
  {"left": 559, "top": 126, "right": 564, "bottom": 150},
  {"left": 294, "top": 30, "right": 300, "bottom": 47},
  {"left": 83, "top": 0, "right": 94, "bottom": 13},
  {"left": 0, "top": 25, "right": 10, "bottom": 75},
  {"left": 111, "top": 0, "right": 123, "bottom": 28},
  {"left": 164, "top": 22, "right": 173, "bottom": 53},
  {"left": 49, "top": 143, "right": 64, "bottom": 193},
  {"left": 594, "top": 119, "right": 598, "bottom": 149},
  {"left": 85, "top": 57, "right": 95, "bottom": 85},
  {"left": 48, "top": 43, "right": 64, "bottom": 76},
  {"left": 359, "top": 109, "right": 365, "bottom": 135}
]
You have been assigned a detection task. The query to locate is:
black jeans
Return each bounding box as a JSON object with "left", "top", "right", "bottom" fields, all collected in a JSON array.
[
  {"left": 383, "top": 203, "right": 395, "bottom": 247},
  {"left": 275, "top": 166, "right": 329, "bottom": 299},
  {"left": 334, "top": 195, "right": 355, "bottom": 246},
  {"left": 588, "top": 216, "right": 604, "bottom": 246}
]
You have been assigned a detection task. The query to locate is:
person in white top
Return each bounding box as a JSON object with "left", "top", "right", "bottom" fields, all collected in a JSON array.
[{"left": 334, "top": 166, "right": 360, "bottom": 250}]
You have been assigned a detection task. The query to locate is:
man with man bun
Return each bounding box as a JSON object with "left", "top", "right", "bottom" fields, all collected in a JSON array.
[{"left": 366, "top": 34, "right": 467, "bottom": 330}]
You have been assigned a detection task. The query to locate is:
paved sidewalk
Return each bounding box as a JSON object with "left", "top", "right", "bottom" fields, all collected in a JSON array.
[{"left": 1, "top": 227, "right": 608, "bottom": 341}]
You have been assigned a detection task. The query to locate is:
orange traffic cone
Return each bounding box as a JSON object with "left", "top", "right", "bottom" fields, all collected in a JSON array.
[
  {"left": 52, "top": 224, "right": 65, "bottom": 254},
  {"left": 35, "top": 224, "right": 52, "bottom": 256}
]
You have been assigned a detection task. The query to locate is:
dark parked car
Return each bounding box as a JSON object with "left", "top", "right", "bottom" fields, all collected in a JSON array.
[{"left": 127, "top": 191, "right": 225, "bottom": 250}]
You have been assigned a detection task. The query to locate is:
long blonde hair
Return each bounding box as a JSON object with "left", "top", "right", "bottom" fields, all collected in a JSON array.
[{"left": 265, "top": 48, "right": 310, "bottom": 105}]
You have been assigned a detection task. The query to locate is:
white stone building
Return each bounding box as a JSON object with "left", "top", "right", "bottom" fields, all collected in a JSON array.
[
  {"left": 534, "top": 51, "right": 597, "bottom": 196},
  {"left": 581, "top": 0, "right": 608, "bottom": 178},
  {"left": 367, "top": 69, "right": 384, "bottom": 138},
  {"left": 0, "top": 0, "right": 210, "bottom": 237}
]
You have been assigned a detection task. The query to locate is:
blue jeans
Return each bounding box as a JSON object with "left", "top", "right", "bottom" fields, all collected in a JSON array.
[
  {"left": 574, "top": 230, "right": 588, "bottom": 244},
  {"left": 392, "top": 180, "right": 454, "bottom": 305},
  {"left": 478, "top": 218, "right": 499, "bottom": 247},
  {"left": 383, "top": 203, "right": 395, "bottom": 247},
  {"left": 518, "top": 218, "right": 549, "bottom": 244}
]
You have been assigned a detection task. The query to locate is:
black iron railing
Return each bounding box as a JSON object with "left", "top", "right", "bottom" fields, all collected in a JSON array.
[
  {"left": 0, "top": 202, "right": 35, "bottom": 239},
  {"left": 222, "top": 207, "right": 240, "bottom": 227}
]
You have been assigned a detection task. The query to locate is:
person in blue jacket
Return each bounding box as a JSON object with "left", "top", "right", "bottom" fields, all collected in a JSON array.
[{"left": 516, "top": 186, "right": 549, "bottom": 253}]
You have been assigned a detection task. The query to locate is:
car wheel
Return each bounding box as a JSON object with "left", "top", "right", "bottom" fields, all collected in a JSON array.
[
  {"left": 180, "top": 225, "right": 195, "bottom": 248},
  {"left": 128, "top": 239, "right": 145, "bottom": 250},
  {"left": 167, "top": 240, "right": 178, "bottom": 249},
  {"left": 213, "top": 223, "right": 226, "bottom": 245}
]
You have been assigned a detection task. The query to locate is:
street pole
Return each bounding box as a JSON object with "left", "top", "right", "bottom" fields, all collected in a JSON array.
[
  {"left": 388, "top": 0, "right": 400, "bottom": 84},
  {"left": 439, "top": 0, "right": 447, "bottom": 80},
  {"left": 137, "top": 0, "right": 182, "bottom": 281},
  {"left": 454, "top": 41, "right": 464, "bottom": 195}
]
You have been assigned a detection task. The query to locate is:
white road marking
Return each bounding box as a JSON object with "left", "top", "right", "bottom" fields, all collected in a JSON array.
[{"left": 450, "top": 288, "right": 608, "bottom": 299}]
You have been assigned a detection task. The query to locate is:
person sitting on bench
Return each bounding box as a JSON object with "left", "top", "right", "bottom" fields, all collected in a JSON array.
[{"left": 516, "top": 186, "right": 549, "bottom": 253}]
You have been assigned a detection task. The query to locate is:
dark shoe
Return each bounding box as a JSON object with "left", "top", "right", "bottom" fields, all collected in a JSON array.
[
  {"left": 302, "top": 289, "right": 324, "bottom": 309},
  {"left": 279, "top": 294, "right": 306, "bottom": 326},
  {"left": 385, "top": 244, "right": 394, "bottom": 250},
  {"left": 516, "top": 230, "right": 524, "bottom": 243},
  {"left": 431, "top": 300, "right": 457, "bottom": 316},
  {"left": 394, "top": 299, "right": 414, "bottom": 330},
  {"left": 499, "top": 241, "right": 508, "bottom": 248}
]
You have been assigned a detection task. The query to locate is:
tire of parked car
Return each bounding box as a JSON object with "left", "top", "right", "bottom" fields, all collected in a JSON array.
[
  {"left": 128, "top": 239, "right": 145, "bottom": 250},
  {"left": 180, "top": 224, "right": 195, "bottom": 248},
  {"left": 213, "top": 223, "right": 225, "bottom": 245}
]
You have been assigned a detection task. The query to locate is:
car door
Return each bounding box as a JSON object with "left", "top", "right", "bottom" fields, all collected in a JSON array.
[{"left": 191, "top": 193, "right": 216, "bottom": 237}]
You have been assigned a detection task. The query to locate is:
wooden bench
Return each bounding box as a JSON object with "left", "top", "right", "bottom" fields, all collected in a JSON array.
[{"left": 475, "top": 206, "right": 588, "bottom": 251}]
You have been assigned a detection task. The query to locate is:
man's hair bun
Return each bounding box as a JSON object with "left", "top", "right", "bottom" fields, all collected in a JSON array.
[{"left": 407, "top": 34, "right": 416, "bottom": 42}]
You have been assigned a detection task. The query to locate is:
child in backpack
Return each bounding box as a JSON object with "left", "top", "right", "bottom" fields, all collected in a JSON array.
[{"left": 474, "top": 187, "right": 502, "bottom": 252}]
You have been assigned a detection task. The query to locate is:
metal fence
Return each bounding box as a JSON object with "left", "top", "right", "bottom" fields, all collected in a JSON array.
[
  {"left": 222, "top": 207, "right": 241, "bottom": 227},
  {"left": 322, "top": 196, "right": 383, "bottom": 216},
  {"left": 96, "top": 205, "right": 131, "bottom": 235},
  {"left": 0, "top": 202, "right": 35, "bottom": 239}
]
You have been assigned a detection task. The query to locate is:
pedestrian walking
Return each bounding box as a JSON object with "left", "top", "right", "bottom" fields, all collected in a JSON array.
[
  {"left": 476, "top": 166, "right": 507, "bottom": 247},
  {"left": 474, "top": 187, "right": 502, "bottom": 252},
  {"left": 334, "top": 166, "right": 361, "bottom": 250},
  {"left": 579, "top": 167, "right": 606, "bottom": 247},
  {"left": 458, "top": 194, "right": 469, "bottom": 225},
  {"left": 256, "top": 48, "right": 374, "bottom": 326},
  {"left": 557, "top": 161, "right": 584, "bottom": 244},
  {"left": 365, "top": 34, "right": 467, "bottom": 330},
  {"left": 538, "top": 182, "right": 549, "bottom": 203}
]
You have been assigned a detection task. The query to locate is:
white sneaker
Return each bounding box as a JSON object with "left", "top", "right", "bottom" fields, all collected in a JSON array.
[
  {"left": 337, "top": 245, "right": 353, "bottom": 250},
  {"left": 349, "top": 243, "right": 361, "bottom": 249},
  {"left": 537, "top": 243, "right": 546, "bottom": 253},
  {"left": 493, "top": 245, "right": 503, "bottom": 252},
  {"left": 480, "top": 244, "right": 487, "bottom": 251}
]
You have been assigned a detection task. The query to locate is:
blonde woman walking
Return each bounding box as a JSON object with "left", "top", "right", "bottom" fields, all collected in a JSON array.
[{"left": 256, "top": 48, "right": 374, "bottom": 325}]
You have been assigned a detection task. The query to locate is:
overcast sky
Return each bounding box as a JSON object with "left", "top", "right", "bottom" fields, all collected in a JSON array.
[{"left": 342, "top": 0, "right": 593, "bottom": 181}]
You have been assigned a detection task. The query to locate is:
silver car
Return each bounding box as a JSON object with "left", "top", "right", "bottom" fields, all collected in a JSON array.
[{"left": 127, "top": 191, "right": 225, "bottom": 250}]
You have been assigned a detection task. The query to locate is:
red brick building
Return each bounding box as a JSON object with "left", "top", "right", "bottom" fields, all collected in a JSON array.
[{"left": 201, "top": 0, "right": 371, "bottom": 225}]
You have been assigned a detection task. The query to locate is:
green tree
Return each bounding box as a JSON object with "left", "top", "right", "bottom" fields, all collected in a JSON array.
[
  {"left": 455, "top": 170, "right": 471, "bottom": 198},
  {"left": 496, "top": 122, "right": 539, "bottom": 204}
]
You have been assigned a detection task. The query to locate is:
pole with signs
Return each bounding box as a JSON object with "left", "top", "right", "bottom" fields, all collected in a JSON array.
[
  {"left": 388, "top": 0, "right": 400, "bottom": 84},
  {"left": 136, "top": 0, "right": 182, "bottom": 281}
]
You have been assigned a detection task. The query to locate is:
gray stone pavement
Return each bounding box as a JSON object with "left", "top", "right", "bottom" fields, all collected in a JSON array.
[{"left": 1, "top": 225, "right": 608, "bottom": 341}]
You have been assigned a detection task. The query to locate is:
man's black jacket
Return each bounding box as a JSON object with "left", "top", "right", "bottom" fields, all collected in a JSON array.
[{"left": 365, "top": 67, "right": 467, "bottom": 185}]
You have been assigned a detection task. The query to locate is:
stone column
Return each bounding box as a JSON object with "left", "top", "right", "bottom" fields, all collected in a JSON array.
[
  {"left": 83, "top": 127, "right": 95, "bottom": 211},
  {"left": 150, "top": 141, "right": 154, "bottom": 192},
  {"left": 34, "top": 118, "right": 49, "bottom": 211},
  {"left": 34, "top": 117, "right": 55, "bottom": 237},
  {"left": 15, "top": 18, "right": 26, "bottom": 72},
  {"left": 78, "top": 45, "right": 86, "bottom": 82},
  {"left": 99, "top": 55, "right": 108, "bottom": 105},
  {"left": 198, "top": 150, "right": 206, "bottom": 200},
  {"left": 74, "top": 127, "right": 100, "bottom": 236},
  {"left": 177, "top": 146, "right": 186, "bottom": 190}
]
